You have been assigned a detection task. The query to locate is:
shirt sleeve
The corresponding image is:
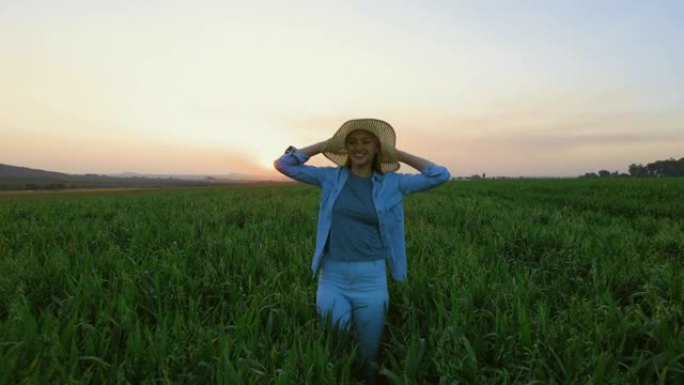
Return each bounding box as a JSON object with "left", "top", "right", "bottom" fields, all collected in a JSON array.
[
  {"left": 397, "top": 165, "right": 451, "bottom": 195},
  {"left": 273, "top": 151, "right": 326, "bottom": 187}
]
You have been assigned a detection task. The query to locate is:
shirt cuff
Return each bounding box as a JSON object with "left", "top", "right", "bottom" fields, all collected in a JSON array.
[
  {"left": 292, "top": 151, "right": 310, "bottom": 164},
  {"left": 281, "top": 146, "right": 311, "bottom": 165},
  {"left": 421, "top": 165, "right": 450, "bottom": 178}
]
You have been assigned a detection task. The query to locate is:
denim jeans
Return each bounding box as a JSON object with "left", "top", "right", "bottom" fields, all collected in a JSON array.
[{"left": 316, "top": 258, "right": 389, "bottom": 368}]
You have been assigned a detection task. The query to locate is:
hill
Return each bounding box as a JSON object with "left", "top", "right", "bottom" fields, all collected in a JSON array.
[
  {"left": 0, "top": 163, "right": 72, "bottom": 180},
  {"left": 0, "top": 163, "right": 238, "bottom": 191}
]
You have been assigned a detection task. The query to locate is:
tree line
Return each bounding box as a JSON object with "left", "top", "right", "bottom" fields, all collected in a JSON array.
[{"left": 582, "top": 157, "right": 684, "bottom": 178}]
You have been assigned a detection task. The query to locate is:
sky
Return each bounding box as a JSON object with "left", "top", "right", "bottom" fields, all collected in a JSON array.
[{"left": 1, "top": 0, "right": 682, "bottom": 179}]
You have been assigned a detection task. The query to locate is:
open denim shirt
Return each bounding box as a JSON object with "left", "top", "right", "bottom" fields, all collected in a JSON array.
[{"left": 274, "top": 151, "right": 451, "bottom": 282}]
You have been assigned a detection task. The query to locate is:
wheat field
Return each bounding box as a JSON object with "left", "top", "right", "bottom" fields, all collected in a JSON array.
[{"left": 1, "top": 178, "right": 682, "bottom": 384}]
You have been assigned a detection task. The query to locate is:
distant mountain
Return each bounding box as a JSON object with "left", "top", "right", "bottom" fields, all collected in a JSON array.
[
  {"left": 0, "top": 163, "right": 71, "bottom": 180},
  {"left": 0, "top": 163, "right": 256, "bottom": 191},
  {"left": 107, "top": 171, "right": 264, "bottom": 181}
]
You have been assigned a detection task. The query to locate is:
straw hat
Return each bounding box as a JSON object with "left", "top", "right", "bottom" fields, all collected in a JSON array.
[{"left": 322, "top": 118, "right": 400, "bottom": 173}]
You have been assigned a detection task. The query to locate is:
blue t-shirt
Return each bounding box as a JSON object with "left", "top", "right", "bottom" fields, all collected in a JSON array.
[{"left": 324, "top": 172, "right": 388, "bottom": 261}]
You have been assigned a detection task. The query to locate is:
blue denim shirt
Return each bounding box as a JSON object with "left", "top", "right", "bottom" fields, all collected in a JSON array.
[{"left": 274, "top": 151, "right": 451, "bottom": 282}]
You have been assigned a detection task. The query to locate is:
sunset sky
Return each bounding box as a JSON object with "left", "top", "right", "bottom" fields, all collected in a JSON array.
[{"left": 1, "top": 0, "right": 682, "bottom": 179}]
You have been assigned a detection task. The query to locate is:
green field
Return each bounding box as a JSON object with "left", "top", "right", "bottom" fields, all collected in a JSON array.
[{"left": 1, "top": 179, "right": 683, "bottom": 384}]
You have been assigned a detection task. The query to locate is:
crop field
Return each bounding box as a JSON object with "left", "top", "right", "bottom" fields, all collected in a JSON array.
[{"left": 1, "top": 178, "right": 683, "bottom": 384}]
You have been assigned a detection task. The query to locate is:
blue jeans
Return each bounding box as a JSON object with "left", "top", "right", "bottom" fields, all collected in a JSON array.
[{"left": 316, "top": 259, "right": 389, "bottom": 367}]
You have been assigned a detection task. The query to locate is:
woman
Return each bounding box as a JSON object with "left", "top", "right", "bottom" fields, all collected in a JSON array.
[{"left": 274, "top": 118, "right": 450, "bottom": 383}]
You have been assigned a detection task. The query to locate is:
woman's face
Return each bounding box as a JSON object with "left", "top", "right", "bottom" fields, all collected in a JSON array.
[{"left": 345, "top": 130, "right": 380, "bottom": 168}]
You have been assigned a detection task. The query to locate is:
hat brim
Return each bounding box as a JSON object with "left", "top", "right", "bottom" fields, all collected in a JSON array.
[{"left": 322, "top": 119, "right": 400, "bottom": 173}]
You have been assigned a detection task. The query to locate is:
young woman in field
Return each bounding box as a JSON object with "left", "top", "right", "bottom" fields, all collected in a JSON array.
[{"left": 274, "top": 118, "right": 450, "bottom": 383}]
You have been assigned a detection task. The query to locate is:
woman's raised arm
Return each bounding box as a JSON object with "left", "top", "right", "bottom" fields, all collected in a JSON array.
[
  {"left": 274, "top": 140, "right": 330, "bottom": 186},
  {"left": 296, "top": 140, "right": 327, "bottom": 157},
  {"left": 396, "top": 149, "right": 438, "bottom": 172}
]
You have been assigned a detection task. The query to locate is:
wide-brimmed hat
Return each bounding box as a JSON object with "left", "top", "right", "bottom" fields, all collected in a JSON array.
[{"left": 322, "top": 118, "right": 399, "bottom": 173}]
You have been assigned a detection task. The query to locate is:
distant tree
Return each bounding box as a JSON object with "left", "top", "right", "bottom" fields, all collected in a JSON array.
[
  {"left": 647, "top": 157, "right": 684, "bottom": 177},
  {"left": 470, "top": 174, "right": 481, "bottom": 180},
  {"left": 584, "top": 157, "right": 682, "bottom": 179},
  {"left": 629, "top": 163, "right": 648, "bottom": 177}
]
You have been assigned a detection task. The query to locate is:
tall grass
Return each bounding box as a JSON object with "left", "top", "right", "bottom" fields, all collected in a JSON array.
[{"left": 1, "top": 179, "right": 682, "bottom": 384}]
